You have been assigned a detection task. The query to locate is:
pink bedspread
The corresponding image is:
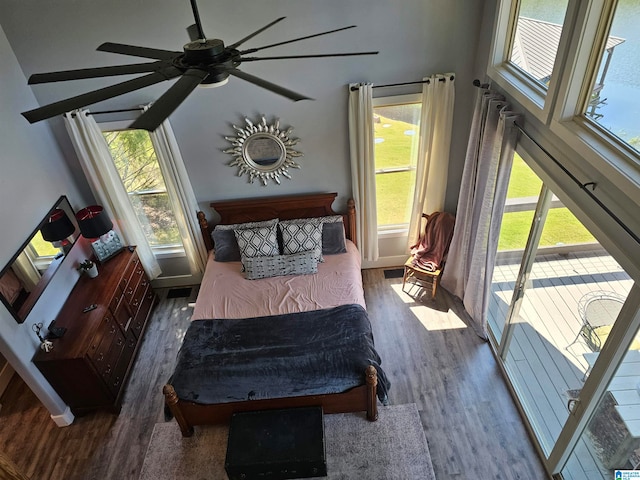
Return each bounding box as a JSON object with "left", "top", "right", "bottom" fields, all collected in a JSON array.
[{"left": 191, "top": 240, "right": 365, "bottom": 320}]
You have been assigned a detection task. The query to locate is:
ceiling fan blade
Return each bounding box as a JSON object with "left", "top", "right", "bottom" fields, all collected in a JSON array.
[
  {"left": 240, "top": 25, "right": 357, "bottom": 54},
  {"left": 28, "top": 62, "right": 169, "bottom": 84},
  {"left": 188, "top": 0, "right": 206, "bottom": 40},
  {"left": 129, "top": 68, "right": 209, "bottom": 131},
  {"left": 187, "top": 24, "right": 201, "bottom": 42},
  {"left": 97, "top": 42, "right": 181, "bottom": 61},
  {"left": 227, "top": 17, "right": 286, "bottom": 50},
  {"left": 21, "top": 67, "right": 182, "bottom": 124},
  {"left": 225, "top": 67, "right": 311, "bottom": 102},
  {"left": 242, "top": 51, "right": 379, "bottom": 61}
]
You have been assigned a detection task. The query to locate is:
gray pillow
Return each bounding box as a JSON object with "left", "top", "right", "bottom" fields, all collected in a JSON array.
[
  {"left": 243, "top": 251, "right": 318, "bottom": 280},
  {"left": 322, "top": 222, "right": 347, "bottom": 254},
  {"left": 280, "top": 215, "right": 346, "bottom": 254},
  {"left": 212, "top": 218, "right": 278, "bottom": 262}
]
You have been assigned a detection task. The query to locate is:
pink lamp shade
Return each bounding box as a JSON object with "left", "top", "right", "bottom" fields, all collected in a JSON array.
[
  {"left": 75, "top": 205, "right": 113, "bottom": 239},
  {"left": 40, "top": 209, "right": 75, "bottom": 242}
]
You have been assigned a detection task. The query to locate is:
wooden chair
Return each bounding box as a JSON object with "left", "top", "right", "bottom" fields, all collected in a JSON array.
[
  {"left": 402, "top": 212, "right": 451, "bottom": 300},
  {"left": 402, "top": 257, "right": 442, "bottom": 299}
]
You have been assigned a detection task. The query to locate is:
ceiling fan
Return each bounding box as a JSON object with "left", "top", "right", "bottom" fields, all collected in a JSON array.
[{"left": 21, "top": 0, "right": 377, "bottom": 132}]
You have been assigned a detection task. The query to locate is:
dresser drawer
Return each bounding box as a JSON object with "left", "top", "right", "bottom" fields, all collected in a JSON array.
[
  {"left": 100, "top": 329, "right": 127, "bottom": 395},
  {"left": 132, "top": 284, "right": 155, "bottom": 338},
  {"left": 108, "top": 299, "right": 133, "bottom": 334},
  {"left": 130, "top": 274, "right": 150, "bottom": 315},
  {"left": 90, "top": 315, "right": 119, "bottom": 367},
  {"left": 110, "top": 330, "right": 138, "bottom": 395},
  {"left": 123, "top": 259, "right": 144, "bottom": 304}
]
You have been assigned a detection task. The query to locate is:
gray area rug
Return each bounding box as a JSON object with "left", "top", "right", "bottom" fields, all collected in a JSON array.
[{"left": 139, "top": 403, "right": 436, "bottom": 480}]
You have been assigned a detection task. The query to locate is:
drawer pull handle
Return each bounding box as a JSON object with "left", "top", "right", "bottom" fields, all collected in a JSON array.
[{"left": 96, "top": 353, "right": 104, "bottom": 362}]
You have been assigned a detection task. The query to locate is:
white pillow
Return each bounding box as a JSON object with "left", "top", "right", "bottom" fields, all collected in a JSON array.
[
  {"left": 243, "top": 251, "right": 318, "bottom": 280},
  {"left": 234, "top": 225, "right": 279, "bottom": 261}
]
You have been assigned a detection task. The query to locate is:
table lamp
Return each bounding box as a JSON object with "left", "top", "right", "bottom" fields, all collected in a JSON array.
[
  {"left": 40, "top": 209, "right": 76, "bottom": 253},
  {"left": 75, "top": 205, "right": 124, "bottom": 262}
]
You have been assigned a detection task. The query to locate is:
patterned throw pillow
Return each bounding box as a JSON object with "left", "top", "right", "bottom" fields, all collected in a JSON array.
[
  {"left": 234, "top": 225, "right": 279, "bottom": 262},
  {"left": 278, "top": 222, "right": 324, "bottom": 262},
  {"left": 243, "top": 251, "right": 318, "bottom": 280},
  {"left": 212, "top": 218, "right": 278, "bottom": 262},
  {"left": 280, "top": 215, "right": 346, "bottom": 254}
]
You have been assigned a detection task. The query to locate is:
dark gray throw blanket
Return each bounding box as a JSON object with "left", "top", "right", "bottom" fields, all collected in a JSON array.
[{"left": 169, "top": 304, "right": 390, "bottom": 405}]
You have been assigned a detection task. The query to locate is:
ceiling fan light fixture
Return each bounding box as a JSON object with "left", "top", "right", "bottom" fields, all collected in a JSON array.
[{"left": 199, "top": 77, "right": 229, "bottom": 88}]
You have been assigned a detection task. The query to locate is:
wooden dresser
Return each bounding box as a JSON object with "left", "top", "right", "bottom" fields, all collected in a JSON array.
[{"left": 33, "top": 247, "right": 156, "bottom": 414}]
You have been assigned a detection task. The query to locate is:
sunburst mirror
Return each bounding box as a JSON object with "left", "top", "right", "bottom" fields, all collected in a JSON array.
[{"left": 223, "top": 115, "right": 303, "bottom": 186}]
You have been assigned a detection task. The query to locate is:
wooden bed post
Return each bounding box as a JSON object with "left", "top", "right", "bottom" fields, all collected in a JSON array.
[
  {"left": 365, "top": 365, "right": 378, "bottom": 421},
  {"left": 163, "top": 385, "right": 195, "bottom": 437},
  {"left": 346, "top": 198, "right": 357, "bottom": 248},
  {"left": 197, "top": 211, "right": 213, "bottom": 251}
]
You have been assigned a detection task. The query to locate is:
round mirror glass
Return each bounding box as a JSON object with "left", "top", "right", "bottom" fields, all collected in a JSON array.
[{"left": 244, "top": 134, "right": 284, "bottom": 168}]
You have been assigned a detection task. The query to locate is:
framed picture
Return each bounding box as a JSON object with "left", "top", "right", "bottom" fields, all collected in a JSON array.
[{"left": 91, "top": 230, "right": 124, "bottom": 263}]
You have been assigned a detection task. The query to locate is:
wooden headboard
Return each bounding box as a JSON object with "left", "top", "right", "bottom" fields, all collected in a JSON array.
[{"left": 197, "top": 192, "right": 356, "bottom": 251}]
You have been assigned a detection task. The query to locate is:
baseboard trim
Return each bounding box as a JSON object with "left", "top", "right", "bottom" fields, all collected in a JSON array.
[
  {"left": 362, "top": 255, "right": 407, "bottom": 270},
  {"left": 51, "top": 407, "right": 74, "bottom": 427}
]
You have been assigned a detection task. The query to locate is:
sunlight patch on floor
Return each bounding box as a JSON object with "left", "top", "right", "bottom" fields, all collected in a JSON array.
[
  {"left": 390, "top": 284, "right": 417, "bottom": 303},
  {"left": 409, "top": 305, "right": 467, "bottom": 330}
]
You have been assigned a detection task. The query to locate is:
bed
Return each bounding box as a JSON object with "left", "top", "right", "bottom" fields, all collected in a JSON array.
[{"left": 163, "top": 192, "right": 389, "bottom": 437}]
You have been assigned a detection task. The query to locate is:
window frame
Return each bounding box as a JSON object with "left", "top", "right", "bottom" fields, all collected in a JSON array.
[
  {"left": 488, "top": 0, "right": 640, "bottom": 216},
  {"left": 548, "top": 0, "right": 640, "bottom": 198},
  {"left": 487, "top": 0, "right": 577, "bottom": 122},
  {"left": 371, "top": 93, "right": 422, "bottom": 237},
  {"left": 99, "top": 120, "right": 186, "bottom": 259}
]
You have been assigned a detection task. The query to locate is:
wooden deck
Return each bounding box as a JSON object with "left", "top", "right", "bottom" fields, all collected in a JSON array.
[{"left": 489, "top": 248, "right": 634, "bottom": 479}]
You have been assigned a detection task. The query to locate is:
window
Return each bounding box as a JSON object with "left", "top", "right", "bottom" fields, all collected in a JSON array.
[
  {"left": 582, "top": 1, "right": 640, "bottom": 154},
  {"left": 102, "top": 129, "right": 184, "bottom": 252},
  {"left": 508, "top": 0, "right": 569, "bottom": 89},
  {"left": 372, "top": 94, "right": 421, "bottom": 232}
]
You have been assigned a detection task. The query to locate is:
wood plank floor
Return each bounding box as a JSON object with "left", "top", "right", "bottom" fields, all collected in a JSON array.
[{"left": 0, "top": 271, "right": 549, "bottom": 480}]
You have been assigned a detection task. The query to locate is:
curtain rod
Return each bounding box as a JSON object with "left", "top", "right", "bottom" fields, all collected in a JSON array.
[
  {"left": 87, "top": 107, "right": 144, "bottom": 115},
  {"left": 350, "top": 75, "right": 455, "bottom": 91},
  {"left": 472, "top": 79, "right": 639, "bottom": 245},
  {"left": 514, "top": 123, "right": 639, "bottom": 246},
  {"left": 69, "top": 107, "right": 144, "bottom": 118}
]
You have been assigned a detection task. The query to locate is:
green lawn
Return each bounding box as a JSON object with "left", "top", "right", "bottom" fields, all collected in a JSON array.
[
  {"left": 373, "top": 114, "right": 419, "bottom": 226},
  {"left": 374, "top": 113, "right": 597, "bottom": 250}
]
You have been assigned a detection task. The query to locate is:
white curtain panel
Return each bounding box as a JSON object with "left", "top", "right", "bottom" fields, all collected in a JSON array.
[
  {"left": 407, "top": 73, "right": 456, "bottom": 247},
  {"left": 348, "top": 83, "right": 379, "bottom": 262},
  {"left": 148, "top": 114, "right": 207, "bottom": 279},
  {"left": 63, "top": 110, "right": 162, "bottom": 279},
  {"left": 441, "top": 89, "right": 520, "bottom": 338}
]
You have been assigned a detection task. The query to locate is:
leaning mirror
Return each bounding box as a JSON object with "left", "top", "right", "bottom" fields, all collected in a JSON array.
[
  {"left": 0, "top": 196, "right": 80, "bottom": 323},
  {"left": 223, "top": 115, "right": 303, "bottom": 186}
]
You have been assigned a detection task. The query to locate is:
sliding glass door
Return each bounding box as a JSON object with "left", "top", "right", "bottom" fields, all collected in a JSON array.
[{"left": 488, "top": 151, "right": 638, "bottom": 479}]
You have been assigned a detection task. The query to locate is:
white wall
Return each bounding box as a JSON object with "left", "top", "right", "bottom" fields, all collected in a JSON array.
[{"left": 0, "top": 24, "right": 89, "bottom": 422}]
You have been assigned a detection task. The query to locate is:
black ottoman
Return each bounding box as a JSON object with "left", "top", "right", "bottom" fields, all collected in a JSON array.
[{"left": 225, "top": 407, "right": 327, "bottom": 480}]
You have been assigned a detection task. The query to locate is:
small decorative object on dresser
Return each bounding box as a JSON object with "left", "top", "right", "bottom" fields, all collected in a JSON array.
[
  {"left": 77, "top": 259, "right": 98, "bottom": 278},
  {"left": 32, "top": 322, "right": 53, "bottom": 353},
  {"left": 33, "top": 247, "right": 156, "bottom": 414}
]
